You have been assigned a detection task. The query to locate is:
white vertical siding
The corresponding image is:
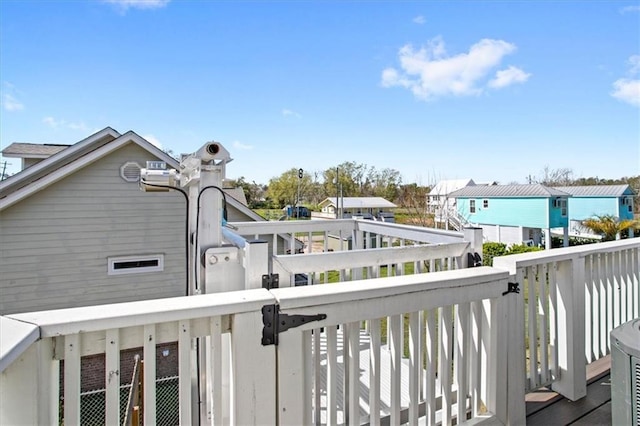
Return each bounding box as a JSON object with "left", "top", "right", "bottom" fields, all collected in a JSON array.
[{"left": 0, "top": 144, "right": 187, "bottom": 314}]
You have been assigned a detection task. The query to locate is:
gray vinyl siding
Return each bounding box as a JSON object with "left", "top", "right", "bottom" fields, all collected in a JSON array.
[{"left": 0, "top": 143, "right": 186, "bottom": 315}]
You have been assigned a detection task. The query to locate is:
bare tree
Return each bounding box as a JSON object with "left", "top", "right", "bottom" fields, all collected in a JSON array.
[{"left": 535, "top": 166, "right": 574, "bottom": 186}]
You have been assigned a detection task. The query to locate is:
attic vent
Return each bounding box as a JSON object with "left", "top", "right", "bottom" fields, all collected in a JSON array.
[{"left": 120, "top": 162, "right": 142, "bottom": 182}]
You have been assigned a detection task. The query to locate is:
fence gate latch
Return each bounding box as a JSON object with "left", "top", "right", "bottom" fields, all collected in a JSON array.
[
  {"left": 502, "top": 282, "right": 520, "bottom": 296},
  {"left": 261, "top": 304, "right": 327, "bottom": 346},
  {"left": 262, "top": 273, "right": 279, "bottom": 289}
]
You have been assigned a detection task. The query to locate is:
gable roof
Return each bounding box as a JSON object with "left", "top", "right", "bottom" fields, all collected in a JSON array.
[
  {"left": 553, "top": 185, "right": 635, "bottom": 197},
  {"left": 449, "top": 184, "right": 570, "bottom": 198},
  {"left": 429, "top": 179, "right": 475, "bottom": 196},
  {"left": 0, "top": 127, "right": 179, "bottom": 211},
  {"left": 0, "top": 128, "right": 269, "bottom": 226},
  {"left": 2, "top": 143, "right": 71, "bottom": 159},
  {"left": 320, "top": 197, "right": 396, "bottom": 209}
]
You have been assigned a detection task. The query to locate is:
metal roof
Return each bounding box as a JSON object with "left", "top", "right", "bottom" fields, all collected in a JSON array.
[
  {"left": 1, "top": 143, "right": 70, "bottom": 158},
  {"left": 449, "top": 184, "right": 570, "bottom": 198},
  {"left": 320, "top": 197, "right": 397, "bottom": 209},
  {"left": 553, "top": 185, "right": 634, "bottom": 197}
]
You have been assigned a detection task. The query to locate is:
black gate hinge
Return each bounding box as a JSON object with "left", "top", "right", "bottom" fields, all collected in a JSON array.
[
  {"left": 262, "top": 273, "right": 280, "bottom": 290},
  {"left": 261, "top": 304, "right": 327, "bottom": 346},
  {"left": 502, "top": 282, "right": 520, "bottom": 296}
]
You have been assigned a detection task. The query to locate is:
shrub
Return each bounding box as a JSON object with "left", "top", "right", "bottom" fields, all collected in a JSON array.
[
  {"left": 506, "top": 244, "right": 542, "bottom": 255},
  {"left": 483, "top": 242, "right": 507, "bottom": 266},
  {"left": 482, "top": 242, "right": 542, "bottom": 266}
]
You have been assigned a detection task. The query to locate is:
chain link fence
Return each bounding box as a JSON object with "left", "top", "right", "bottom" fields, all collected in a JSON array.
[{"left": 61, "top": 376, "right": 179, "bottom": 426}]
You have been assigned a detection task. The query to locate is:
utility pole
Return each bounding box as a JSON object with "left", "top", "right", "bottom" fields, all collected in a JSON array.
[
  {"left": 335, "top": 167, "right": 339, "bottom": 219},
  {"left": 297, "top": 168, "right": 303, "bottom": 218},
  {"left": 0, "top": 161, "right": 10, "bottom": 180}
]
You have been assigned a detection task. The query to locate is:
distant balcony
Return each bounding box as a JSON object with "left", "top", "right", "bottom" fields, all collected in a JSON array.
[{"left": 1, "top": 219, "right": 638, "bottom": 425}]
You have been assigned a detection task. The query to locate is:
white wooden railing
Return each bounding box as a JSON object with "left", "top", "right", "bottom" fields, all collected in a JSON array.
[
  {"left": 493, "top": 238, "right": 640, "bottom": 402},
  {"left": 270, "top": 267, "right": 519, "bottom": 426},
  {"left": 230, "top": 218, "right": 467, "bottom": 254},
  {"left": 230, "top": 219, "right": 480, "bottom": 287},
  {"left": 1, "top": 267, "right": 518, "bottom": 425},
  {"left": 1, "top": 230, "right": 638, "bottom": 425}
]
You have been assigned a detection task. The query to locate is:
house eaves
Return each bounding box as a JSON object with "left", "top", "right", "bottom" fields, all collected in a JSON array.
[
  {"left": 449, "top": 184, "right": 571, "bottom": 198},
  {"left": 0, "top": 127, "right": 121, "bottom": 196},
  {"left": 429, "top": 179, "right": 475, "bottom": 196},
  {"left": 0, "top": 129, "right": 179, "bottom": 212},
  {"left": 2, "top": 143, "right": 71, "bottom": 159},
  {"left": 320, "top": 197, "right": 397, "bottom": 209},
  {"left": 553, "top": 185, "right": 634, "bottom": 197}
]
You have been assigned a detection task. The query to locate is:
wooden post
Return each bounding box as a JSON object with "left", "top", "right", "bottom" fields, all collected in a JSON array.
[
  {"left": 244, "top": 240, "right": 269, "bottom": 289},
  {"left": 552, "top": 258, "right": 587, "bottom": 400},
  {"left": 0, "top": 338, "right": 57, "bottom": 425},
  {"left": 232, "top": 311, "right": 277, "bottom": 425},
  {"left": 463, "top": 227, "right": 484, "bottom": 268},
  {"left": 506, "top": 269, "right": 527, "bottom": 425}
]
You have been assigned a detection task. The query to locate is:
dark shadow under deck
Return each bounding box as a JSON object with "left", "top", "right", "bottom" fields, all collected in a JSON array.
[{"left": 526, "top": 356, "right": 612, "bottom": 426}]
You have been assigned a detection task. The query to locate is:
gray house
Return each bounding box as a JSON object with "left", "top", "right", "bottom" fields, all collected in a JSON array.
[{"left": 0, "top": 127, "right": 267, "bottom": 315}]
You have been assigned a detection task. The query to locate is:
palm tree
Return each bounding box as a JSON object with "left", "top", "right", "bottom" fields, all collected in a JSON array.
[{"left": 582, "top": 214, "right": 638, "bottom": 241}]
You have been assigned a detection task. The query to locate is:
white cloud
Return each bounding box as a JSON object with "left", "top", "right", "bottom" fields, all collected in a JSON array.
[
  {"left": 43, "top": 116, "right": 60, "bottom": 127},
  {"left": 611, "top": 79, "right": 640, "bottom": 107},
  {"left": 2, "top": 94, "right": 24, "bottom": 111},
  {"left": 381, "top": 37, "right": 527, "bottom": 100},
  {"left": 620, "top": 5, "right": 640, "bottom": 14},
  {"left": 488, "top": 66, "right": 531, "bottom": 88},
  {"left": 413, "top": 15, "right": 426, "bottom": 25},
  {"left": 43, "top": 116, "right": 88, "bottom": 131},
  {"left": 282, "top": 108, "right": 301, "bottom": 118},
  {"left": 102, "top": 0, "right": 170, "bottom": 11},
  {"left": 143, "top": 134, "right": 163, "bottom": 149},
  {"left": 611, "top": 55, "right": 640, "bottom": 107},
  {"left": 627, "top": 55, "right": 640, "bottom": 75},
  {"left": 233, "top": 141, "right": 253, "bottom": 151}
]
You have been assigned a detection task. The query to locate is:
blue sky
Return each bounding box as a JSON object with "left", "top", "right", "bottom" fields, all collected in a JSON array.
[{"left": 1, "top": 0, "right": 639, "bottom": 185}]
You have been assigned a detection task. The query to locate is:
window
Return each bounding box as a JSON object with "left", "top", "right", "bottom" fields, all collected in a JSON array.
[
  {"left": 483, "top": 199, "right": 489, "bottom": 209},
  {"left": 108, "top": 254, "right": 164, "bottom": 275},
  {"left": 470, "top": 199, "right": 476, "bottom": 214}
]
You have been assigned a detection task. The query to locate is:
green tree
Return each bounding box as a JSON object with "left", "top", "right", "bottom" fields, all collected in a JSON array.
[
  {"left": 266, "top": 168, "right": 313, "bottom": 208},
  {"left": 322, "top": 162, "right": 402, "bottom": 200},
  {"left": 323, "top": 161, "right": 363, "bottom": 197},
  {"left": 225, "top": 177, "right": 266, "bottom": 208},
  {"left": 582, "top": 214, "right": 638, "bottom": 241}
]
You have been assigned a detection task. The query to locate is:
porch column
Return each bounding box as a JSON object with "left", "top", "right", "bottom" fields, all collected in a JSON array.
[
  {"left": 544, "top": 228, "right": 552, "bottom": 250},
  {"left": 1, "top": 337, "right": 58, "bottom": 425},
  {"left": 463, "top": 227, "right": 484, "bottom": 267},
  {"left": 552, "top": 258, "right": 587, "bottom": 400},
  {"left": 563, "top": 227, "right": 569, "bottom": 247}
]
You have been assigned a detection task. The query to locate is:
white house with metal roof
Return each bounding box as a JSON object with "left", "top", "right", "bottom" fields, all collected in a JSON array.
[
  {"left": 314, "top": 196, "right": 396, "bottom": 221},
  {"left": 449, "top": 184, "right": 571, "bottom": 249}
]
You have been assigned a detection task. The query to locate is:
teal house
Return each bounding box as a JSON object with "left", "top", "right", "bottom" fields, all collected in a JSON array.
[
  {"left": 554, "top": 185, "right": 636, "bottom": 237},
  {"left": 449, "top": 184, "right": 571, "bottom": 249}
]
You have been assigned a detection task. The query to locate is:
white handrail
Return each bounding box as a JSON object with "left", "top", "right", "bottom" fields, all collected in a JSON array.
[{"left": 493, "top": 238, "right": 640, "bottom": 401}]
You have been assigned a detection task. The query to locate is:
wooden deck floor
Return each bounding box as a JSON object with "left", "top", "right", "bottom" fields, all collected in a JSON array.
[{"left": 526, "top": 356, "right": 612, "bottom": 426}]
